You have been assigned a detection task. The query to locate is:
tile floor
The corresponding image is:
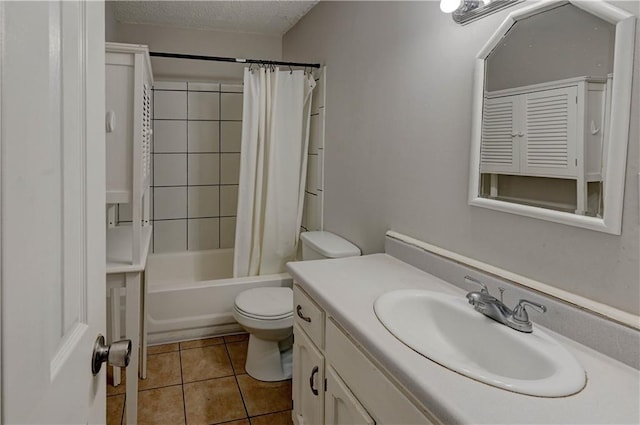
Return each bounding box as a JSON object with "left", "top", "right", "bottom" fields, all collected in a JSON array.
[{"left": 107, "top": 334, "right": 293, "bottom": 425}]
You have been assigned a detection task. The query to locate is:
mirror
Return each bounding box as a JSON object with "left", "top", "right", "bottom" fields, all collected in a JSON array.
[{"left": 468, "top": 1, "right": 635, "bottom": 234}]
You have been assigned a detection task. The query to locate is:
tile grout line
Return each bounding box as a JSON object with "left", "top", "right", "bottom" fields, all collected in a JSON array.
[
  {"left": 179, "top": 346, "right": 189, "bottom": 425},
  {"left": 120, "top": 390, "right": 125, "bottom": 425},
  {"left": 224, "top": 341, "right": 251, "bottom": 421},
  {"left": 249, "top": 407, "right": 294, "bottom": 420}
]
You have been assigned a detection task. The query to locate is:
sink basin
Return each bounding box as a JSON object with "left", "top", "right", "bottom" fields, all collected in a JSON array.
[{"left": 374, "top": 290, "right": 586, "bottom": 397}]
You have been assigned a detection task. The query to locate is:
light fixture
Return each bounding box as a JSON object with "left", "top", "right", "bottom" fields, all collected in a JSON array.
[
  {"left": 440, "top": 0, "right": 523, "bottom": 25},
  {"left": 440, "top": 0, "right": 464, "bottom": 13}
]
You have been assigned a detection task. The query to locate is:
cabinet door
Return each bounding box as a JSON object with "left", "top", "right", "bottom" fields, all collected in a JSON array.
[
  {"left": 293, "top": 325, "right": 325, "bottom": 425},
  {"left": 325, "top": 367, "right": 375, "bottom": 425},
  {"left": 480, "top": 96, "right": 519, "bottom": 174},
  {"left": 521, "top": 86, "right": 578, "bottom": 177}
]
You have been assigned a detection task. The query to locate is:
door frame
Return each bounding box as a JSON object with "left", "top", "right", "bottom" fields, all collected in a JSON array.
[{"left": 1, "top": 0, "right": 5, "bottom": 419}]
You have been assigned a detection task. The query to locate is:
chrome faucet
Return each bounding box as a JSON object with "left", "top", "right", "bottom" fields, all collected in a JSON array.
[{"left": 464, "top": 276, "right": 546, "bottom": 333}]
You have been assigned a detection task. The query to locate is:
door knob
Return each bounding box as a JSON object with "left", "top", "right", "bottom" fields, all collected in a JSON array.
[{"left": 91, "top": 334, "right": 131, "bottom": 375}]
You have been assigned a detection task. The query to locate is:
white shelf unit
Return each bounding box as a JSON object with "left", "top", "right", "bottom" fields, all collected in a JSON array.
[
  {"left": 480, "top": 75, "right": 610, "bottom": 215},
  {"left": 105, "top": 42, "right": 153, "bottom": 265},
  {"left": 105, "top": 43, "right": 154, "bottom": 424}
]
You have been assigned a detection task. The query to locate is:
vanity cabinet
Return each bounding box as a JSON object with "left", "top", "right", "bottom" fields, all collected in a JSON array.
[
  {"left": 292, "top": 285, "right": 435, "bottom": 425},
  {"left": 481, "top": 76, "right": 609, "bottom": 214}
]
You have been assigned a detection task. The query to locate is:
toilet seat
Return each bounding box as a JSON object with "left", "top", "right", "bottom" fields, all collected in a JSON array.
[
  {"left": 234, "top": 307, "right": 292, "bottom": 321},
  {"left": 234, "top": 287, "right": 293, "bottom": 320}
]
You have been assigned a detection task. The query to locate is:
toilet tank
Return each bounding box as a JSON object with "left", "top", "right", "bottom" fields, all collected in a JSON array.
[{"left": 300, "top": 231, "right": 361, "bottom": 260}]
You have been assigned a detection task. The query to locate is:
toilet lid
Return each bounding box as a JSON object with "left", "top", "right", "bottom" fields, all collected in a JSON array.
[{"left": 234, "top": 287, "right": 293, "bottom": 319}]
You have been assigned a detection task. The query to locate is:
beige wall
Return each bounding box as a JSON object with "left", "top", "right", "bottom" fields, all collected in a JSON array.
[
  {"left": 283, "top": 1, "right": 640, "bottom": 315},
  {"left": 107, "top": 16, "right": 282, "bottom": 81}
]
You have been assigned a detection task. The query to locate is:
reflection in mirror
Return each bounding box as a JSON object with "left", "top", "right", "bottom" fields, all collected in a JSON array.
[
  {"left": 469, "top": 0, "right": 635, "bottom": 234},
  {"left": 479, "top": 3, "right": 614, "bottom": 217}
]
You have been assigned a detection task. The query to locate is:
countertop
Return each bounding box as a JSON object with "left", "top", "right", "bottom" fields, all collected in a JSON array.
[{"left": 286, "top": 254, "right": 640, "bottom": 425}]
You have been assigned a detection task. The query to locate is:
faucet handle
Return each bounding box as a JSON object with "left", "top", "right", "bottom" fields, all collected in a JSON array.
[
  {"left": 512, "top": 299, "right": 547, "bottom": 324},
  {"left": 464, "top": 276, "right": 488, "bottom": 294}
]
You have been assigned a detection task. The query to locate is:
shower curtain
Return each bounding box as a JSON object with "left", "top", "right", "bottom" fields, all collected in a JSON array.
[{"left": 233, "top": 67, "right": 316, "bottom": 277}]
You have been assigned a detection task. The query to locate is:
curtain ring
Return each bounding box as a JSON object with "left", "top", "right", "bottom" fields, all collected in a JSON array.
[{"left": 289, "top": 65, "right": 293, "bottom": 75}]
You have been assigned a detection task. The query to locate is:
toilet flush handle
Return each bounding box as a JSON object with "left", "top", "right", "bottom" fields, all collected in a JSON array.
[{"left": 296, "top": 305, "right": 312, "bottom": 323}]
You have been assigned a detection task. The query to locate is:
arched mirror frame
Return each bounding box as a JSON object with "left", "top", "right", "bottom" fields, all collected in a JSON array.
[{"left": 468, "top": 0, "right": 636, "bottom": 235}]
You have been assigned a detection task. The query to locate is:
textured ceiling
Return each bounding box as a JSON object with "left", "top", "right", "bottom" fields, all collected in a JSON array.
[{"left": 111, "top": 1, "right": 318, "bottom": 36}]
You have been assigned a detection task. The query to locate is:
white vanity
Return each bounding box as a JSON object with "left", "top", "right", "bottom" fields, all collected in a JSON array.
[
  {"left": 287, "top": 234, "right": 639, "bottom": 424},
  {"left": 292, "top": 284, "right": 434, "bottom": 425}
]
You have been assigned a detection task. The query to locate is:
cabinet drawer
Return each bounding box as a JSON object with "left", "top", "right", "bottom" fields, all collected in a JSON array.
[
  {"left": 325, "top": 318, "right": 437, "bottom": 425},
  {"left": 293, "top": 284, "right": 325, "bottom": 348}
]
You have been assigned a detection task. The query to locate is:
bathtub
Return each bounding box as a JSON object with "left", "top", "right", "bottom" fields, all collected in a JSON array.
[{"left": 145, "top": 248, "right": 293, "bottom": 344}]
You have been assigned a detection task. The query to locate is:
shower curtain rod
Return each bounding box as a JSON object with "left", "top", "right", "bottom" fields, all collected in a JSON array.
[{"left": 150, "top": 51, "right": 321, "bottom": 69}]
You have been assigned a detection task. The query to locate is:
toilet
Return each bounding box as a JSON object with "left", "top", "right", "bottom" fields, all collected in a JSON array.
[{"left": 233, "top": 231, "right": 361, "bottom": 381}]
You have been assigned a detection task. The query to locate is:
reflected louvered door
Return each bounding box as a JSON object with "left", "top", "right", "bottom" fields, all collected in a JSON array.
[
  {"left": 480, "top": 96, "right": 519, "bottom": 174},
  {"left": 521, "top": 86, "right": 578, "bottom": 177}
]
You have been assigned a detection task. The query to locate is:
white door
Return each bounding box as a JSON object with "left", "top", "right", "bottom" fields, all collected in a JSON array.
[
  {"left": 292, "top": 325, "right": 325, "bottom": 425},
  {"left": 1, "top": 1, "right": 106, "bottom": 423},
  {"left": 325, "top": 367, "right": 375, "bottom": 425}
]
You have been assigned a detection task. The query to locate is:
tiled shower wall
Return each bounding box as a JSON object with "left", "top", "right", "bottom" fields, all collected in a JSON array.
[
  {"left": 151, "top": 81, "right": 243, "bottom": 253},
  {"left": 119, "top": 69, "right": 325, "bottom": 254},
  {"left": 302, "top": 68, "right": 326, "bottom": 233}
]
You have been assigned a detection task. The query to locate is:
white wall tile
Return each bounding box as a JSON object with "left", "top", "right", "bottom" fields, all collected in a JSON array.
[
  {"left": 188, "top": 121, "right": 219, "bottom": 152},
  {"left": 220, "top": 217, "right": 236, "bottom": 248},
  {"left": 188, "top": 82, "right": 220, "bottom": 92},
  {"left": 188, "top": 218, "right": 219, "bottom": 250},
  {"left": 153, "top": 219, "right": 187, "bottom": 253},
  {"left": 154, "top": 81, "right": 187, "bottom": 91},
  {"left": 311, "top": 71, "right": 325, "bottom": 114},
  {"left": 221, "top": 122, "right": 242, "bottom": 152},
  {"left": 188, "top": 92, "right": 219, "bottom": 120},
  {"left": 148, "top": 189, "right": 154, "bottom": 221},
  {"left": 154, "top": 91, "right": 187, "bottom": 119},
  {"left": 221, "top": 153, "right": 240, "bottom": 184},
  {"left": 187, "top": 186, "right": 219, "bottom": 218},
  {"left": 154, "top": 187, "right": 187, "bottom": 219},
  {"left": 220, "top": 185, "right": 238, "bottom": 216},
  {"left": 317, "top": 108, "right": 325, "bottom": 150},
  {"left": 306, "top": 154, "right": 319, "bottom": 194},
  {"left": 188, "top": 153, "right": 219, "bottom": 185},
  {"left": 305, "top": 192, "right": 320, "bottom": 231},
  {"left": 301, "top": 198, "right": 308, "bottom": 230},
  {"left": 221, "top": 93, "right": 243, "bottom": 120},
  {"left": 309, "top": 114, "right": 320, "bottom": 154},
  {"left": 317, "top": 151, "right": 324, "bottom": 192},
  {"left": 153, "top": 120, "right": 187, "bottom": 153},
  {"left": 221, "top": 84, "right": 243, "bottom": 93},
  {"left": 154, "top": 154, "right": 187, "bottom": 186},
  {"left": 149, "top": 152, "right": 154, "bottom": 186}
]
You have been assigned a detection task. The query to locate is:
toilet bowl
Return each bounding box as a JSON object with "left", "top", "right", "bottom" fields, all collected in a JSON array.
[
  {"left": 233, "top": 231, "right": 361, "bottom": 382},
  {"left": 233, "top": 287, "right": 294, "bottom": 382}
]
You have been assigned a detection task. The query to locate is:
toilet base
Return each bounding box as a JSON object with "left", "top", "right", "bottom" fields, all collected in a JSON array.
[{"left": 245, "top": 334, "right": 293, "bottom": 382}]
